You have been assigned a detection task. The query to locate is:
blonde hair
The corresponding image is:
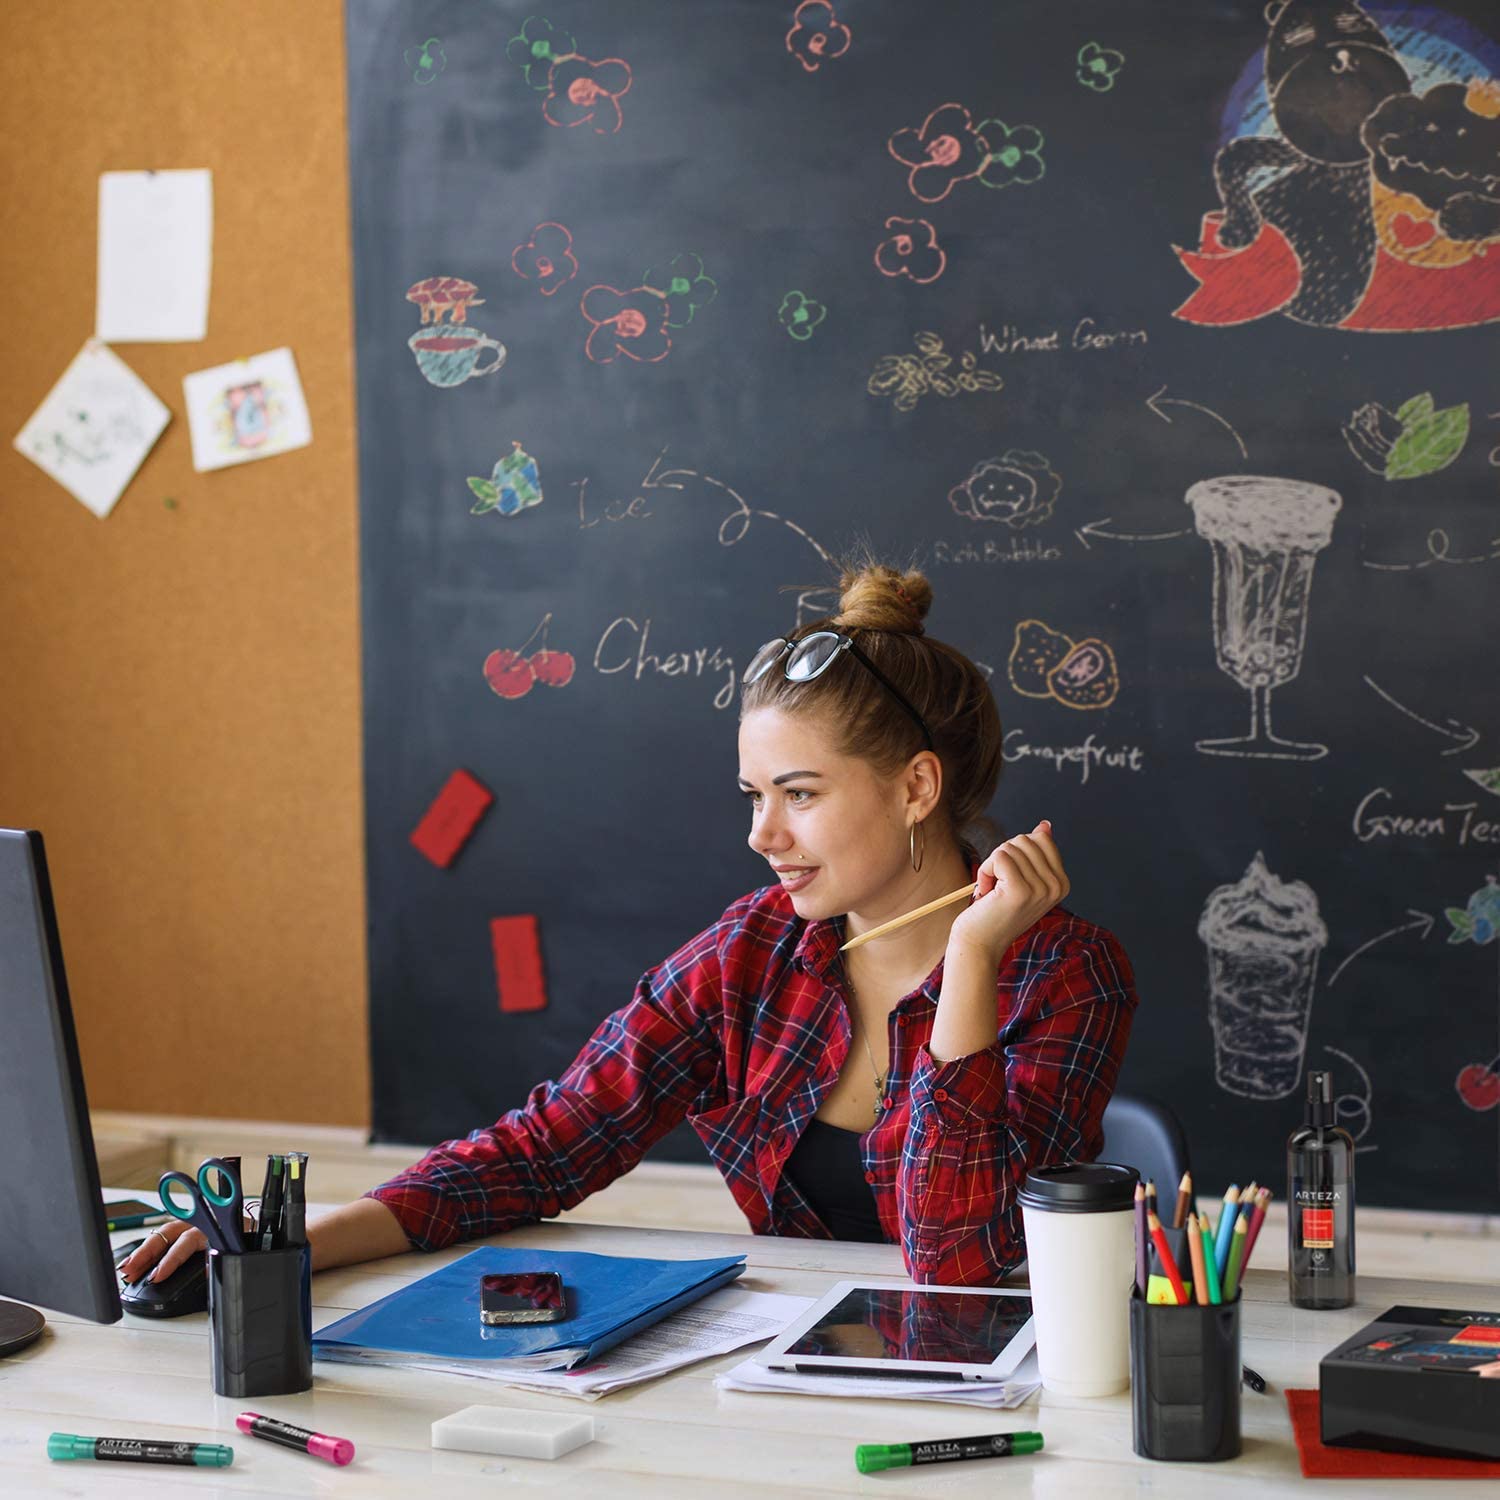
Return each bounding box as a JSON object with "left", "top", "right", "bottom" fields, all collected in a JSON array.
[{"left": 740, "top": 555, "right": 1002, "bottom": 848}]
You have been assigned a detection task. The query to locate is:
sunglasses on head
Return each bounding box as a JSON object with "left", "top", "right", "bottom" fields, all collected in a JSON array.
[{"left": 742, "top": 630, "right": 935, "bottom": 752}]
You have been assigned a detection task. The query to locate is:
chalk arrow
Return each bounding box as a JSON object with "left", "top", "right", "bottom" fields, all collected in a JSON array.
[
  {"left": 1146, "top": 385, "right": 1249, "bottom": 461},
  {"left": 1363, "top": 676, "right": 1481, "bottom": 756},
  {"left": 1074, "top": 516, "right": 1192, "bottom": 549},
  {"left": 1327, "top": 910, "right": 1436, "bottom": 988}
]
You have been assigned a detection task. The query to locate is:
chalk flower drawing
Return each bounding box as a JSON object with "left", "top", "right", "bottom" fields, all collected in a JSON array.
[
  {"left": 1187, "top": 476, "right": 1341, "bottom": 762},
  {"left": 1077, "top": 42, "right": 1124, "bottom": 92},
  {"left": 512, "top": 223, "right": 579, "bottom": 297},
  {"left": 1199, "top": 852, "right": 1328, "bottom": 1101},
  {"left": 469, "top": 440, "right": 543, "bottom": 517},
  {"left": 977, "top": 119, "right": 1046, "bottom": 188},
  {"left": 405, "top": 38, "right": 446, "bottom": 86},
  {"left": 874, "top": 217, "right": 946, "bottom": 285},
  {"left": 580, "top": 284, "right": 671, "bottom": 363},
  {"left": 949, "top": 451, "right": 1061, "bottom": 528},
  {"left": 1342, "top": 393, "right": 1469, "bottom": 480},
  {"left": 867, "top": 331, "right": 1002, "bottom": 412},
  {"left": 887, "top": 104, "right": 988, "bottom": 204},
  {"left": 786, "top": 1, "right": 851, "bottom": 74},
  {"left": 643, "top": 252, "right": 718, "bottom": 327},
  {"left": 506, "top": 17, "right": 577, "bottom": 91},
  {"left": 543, "top": 55, "right": 633, "bottom": 134},
  {"left": 406, "top": 276, "right": 486, "bottom": 325},
  {"left": 778, "top": 290, "right": 827, "bottom": 341}
]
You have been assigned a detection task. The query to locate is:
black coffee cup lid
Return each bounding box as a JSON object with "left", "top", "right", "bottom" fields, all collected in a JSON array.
[{"left": 1016, "top": 1161, "right": 1139, "bottom": 1213}]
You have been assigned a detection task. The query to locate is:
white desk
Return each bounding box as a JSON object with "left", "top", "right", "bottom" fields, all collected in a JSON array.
[{"left": 4, "top": 1205, "right": 1491, "bottom": 1497}]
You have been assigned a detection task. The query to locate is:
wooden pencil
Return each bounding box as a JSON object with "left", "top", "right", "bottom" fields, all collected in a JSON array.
[
  {"left": 839, "top": 882, "right": 978, "bottom": 952},
  {"left": 1186, "top": 1211, "right": 1209, "bottom": 1305},
  {"left": 1224, "top": 1216, "right": 1250, "bottom": 1300},
  {"left": 1172, "top": 1171, "right": 1192, "bottom": 1230},
  {"left": 1147, "top": 1211, "right": 1187, "bottom": 1306},
  {"left": 1134, "top": 1181, "right": 1149, "bottom": 1299}
]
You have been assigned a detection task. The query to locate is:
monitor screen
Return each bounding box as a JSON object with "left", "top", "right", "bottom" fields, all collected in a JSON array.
[{"left": 0, "top": 829, "right": 122, "bottom": 1324}]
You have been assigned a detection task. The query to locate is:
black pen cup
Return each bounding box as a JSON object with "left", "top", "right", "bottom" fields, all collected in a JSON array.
[
  {"left": 207, "top": 1245, "right": 312, "bottom": 1398},
  {"left": 1129, "top": 1290, "right": 1241, "bottom": 1462}
]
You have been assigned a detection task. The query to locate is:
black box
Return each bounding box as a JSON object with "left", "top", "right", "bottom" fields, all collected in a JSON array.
[{"left": 1320, "top": 1305, "right": 1500, "bottom": 1462}]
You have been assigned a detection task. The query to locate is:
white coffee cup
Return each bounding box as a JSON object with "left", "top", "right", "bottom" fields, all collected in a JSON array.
[{"left": 1018, "top": 1162, "right": 1140, "bottom": 1397}]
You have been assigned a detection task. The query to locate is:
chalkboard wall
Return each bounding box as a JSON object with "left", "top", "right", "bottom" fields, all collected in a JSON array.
[{"left": 346, "top": 1, "right": 1500, "bottom": 1213}]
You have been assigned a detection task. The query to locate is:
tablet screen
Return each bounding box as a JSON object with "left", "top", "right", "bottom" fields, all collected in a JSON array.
[{"left": 782, "top": 1286, "right": 1031, "bottom": 1365}]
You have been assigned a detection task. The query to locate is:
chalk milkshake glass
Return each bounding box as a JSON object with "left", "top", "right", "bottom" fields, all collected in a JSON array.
[
  {"left": 1187, "top": 476, "right": 1341, "bottom": 761},
  {"left": 1199, "top": 852, "right": 1328, "bottom": 1100}
]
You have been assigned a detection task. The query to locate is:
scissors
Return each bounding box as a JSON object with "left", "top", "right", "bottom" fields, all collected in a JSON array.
[{"left": 157, "top": 1157, "right": 246, "bottom": 1255}]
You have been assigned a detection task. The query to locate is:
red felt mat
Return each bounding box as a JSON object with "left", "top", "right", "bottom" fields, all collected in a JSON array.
[{"left": 1286, "top": 1389, "right": 1500, "bottom": 1478}]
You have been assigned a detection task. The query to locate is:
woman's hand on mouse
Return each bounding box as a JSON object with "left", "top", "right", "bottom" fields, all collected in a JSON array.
[
  {"left": 946, "top": 819, "right": 1069, "bottom": 963},
  {"left": 118, "top": 1219, "right": 204, "bottom": 1283}
]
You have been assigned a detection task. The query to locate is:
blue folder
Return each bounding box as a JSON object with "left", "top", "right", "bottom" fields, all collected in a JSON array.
[{"left": 312, "top": 1246, "right": 746, "bottom": 1369}]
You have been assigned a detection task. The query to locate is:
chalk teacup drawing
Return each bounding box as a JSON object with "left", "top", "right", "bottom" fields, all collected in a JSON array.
[
  {"left": 1199, "top": 852, "right": 1328, "bottom": 1100},
  {"left": 1187, "top": 476, "right": 1341, "bottom": 761},
  {"left": 408, "top": 326, "right": 506, "bottom": 387}
]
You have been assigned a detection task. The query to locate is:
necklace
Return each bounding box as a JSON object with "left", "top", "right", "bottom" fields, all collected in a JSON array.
[{"left": 846, "top": 980, "right": 889, "bottom": 1120}]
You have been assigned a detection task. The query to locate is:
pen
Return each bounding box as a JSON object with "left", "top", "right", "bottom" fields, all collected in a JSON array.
[
  {"left": 283, "top": 1152, "right": 308, "bottom": 1247},
  {"left": 258, "top": 1155, "right": 285, "bottom": 1251},
  {"left": 855, "top": 1431, "right": 1043, "bottom": 1473},
  {"left": 237, "top": 1413, "right": 354, "bottom": 1466},
  {"left": 49, "top": 1433, "right": 233, "bottom": 1467},
  {"left": 104, "top": 1209, "right": 172, "bottom": 1233}
]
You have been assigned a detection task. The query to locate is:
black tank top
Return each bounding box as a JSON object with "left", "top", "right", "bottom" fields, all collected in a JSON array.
[{"left": 781, "top": 1119, "right": 886, "bottom": 1243}]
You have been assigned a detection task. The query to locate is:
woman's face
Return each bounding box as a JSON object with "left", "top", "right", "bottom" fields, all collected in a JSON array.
[{"left": 737, "top": 705, "right": 912, "bottom": 921}]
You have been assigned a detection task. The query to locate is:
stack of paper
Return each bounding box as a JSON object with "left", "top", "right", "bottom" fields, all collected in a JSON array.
[{"left": 716, "top": 1351, "right": 1042, "bottom": 1407}]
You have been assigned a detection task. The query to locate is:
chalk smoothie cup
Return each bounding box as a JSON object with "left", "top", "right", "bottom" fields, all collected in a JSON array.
[{"left": 1018, "top": 1162, "right": 1140, "bottom": 1397}]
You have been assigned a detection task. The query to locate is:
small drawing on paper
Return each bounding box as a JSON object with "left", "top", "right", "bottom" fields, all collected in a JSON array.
[
  {"left": 182, "top": 347, "right": 311, "bottom": 473},
  {"left": 1200, "top": 852, "right": 1328, "bottom": 1100},
  {"left": 13, "top": 341, "right": 170, "bottom": 518}
]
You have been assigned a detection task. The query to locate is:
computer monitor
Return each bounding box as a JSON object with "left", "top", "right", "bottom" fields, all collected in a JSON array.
[{"left": 0, "top": 828, "right": 122, "bottom": 1339}]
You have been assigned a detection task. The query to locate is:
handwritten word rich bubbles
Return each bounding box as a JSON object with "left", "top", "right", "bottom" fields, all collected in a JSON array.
[
  {"left": 1002, "top": 728, "right": 1145, "bottom": 786},
  {"left": 594, "top": 616, "right": 737, "bottom": 710},
  {"left": 932, "top": 537, "right": 1062, "bottom": 565},
  {"left": 1352, "top": 789, "right": 1500, "bottom": 849}
]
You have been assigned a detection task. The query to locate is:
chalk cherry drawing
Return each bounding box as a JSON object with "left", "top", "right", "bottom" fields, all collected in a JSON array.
[
  {"left": 1199, "top": 852, "right": 1328, "bottom": 1100},
  {"left": 778, "top": 291, "right": 826, "bottom": 341},
  {"left": 1077, "top": 42, "right": 1124, "bottom": 92},
  {"left": 580, "top": 284, "right": 671, "bottom": 363},
  {"left": 874, "top": 217, "right": 946, "bottom": 284},
  {"left": 484, "top": 612, "right": 576, "bottom": 700},
  {"left": 786, "top": 1, "right": 851, "bottom": 74},
  {"left": 868, "top": 331, "right": 1002, "bottom": 411},
  {"left": 1342, "top": 393, "right": 1469, "bottom": 479},
  {"left": 1007, "top": 620, "right": 1119, "bottom": 711},
  {"left": 405, "top": 38, "right": 446, "bottom": 86},
  {"left": 1187, "top": 476, "right": 1341, "bottom": 761},
  {"left": 511, "top": 224, "right": 578, "bottom": 297},
  {"left": 406, "top": 277, "right": 485, "bottom": 325},
  {"left": 469, "top": 441, "right": 543, "bottom": 517},
  {"left": 949, "top": 451, "right": 1060, "bottom": 528},
  {"left": 644, "top": 253, "right": 717, "bottom": 327}
]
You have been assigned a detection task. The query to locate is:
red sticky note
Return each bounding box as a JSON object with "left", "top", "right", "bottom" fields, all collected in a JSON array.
[
  {"left": 409, "top": 770, "right": 493, "bottom": 868},
  {"left": 491, "top": 914, "right": 547, "bottom": 1013}
]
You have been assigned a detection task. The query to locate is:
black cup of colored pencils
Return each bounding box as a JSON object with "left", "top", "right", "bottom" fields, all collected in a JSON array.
[{"left": 1134, "top": 1174, "right": 1271, "bottom": 1307}]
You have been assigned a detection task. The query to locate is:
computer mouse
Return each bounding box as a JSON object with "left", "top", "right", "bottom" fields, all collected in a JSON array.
[{"left": 117, "top": 1240, "right": 209, "bottom": 1319}]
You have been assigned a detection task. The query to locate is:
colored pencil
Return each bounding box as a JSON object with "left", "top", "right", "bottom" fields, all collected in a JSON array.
[
  {"left": 1242, "top": 1186, "right": 1271, "bottom": 1269},
  {"left": 1186, "top": 1211, "right": 1209, "bottom": 1305},
  {"left": 1200, "top": 1214, "right": 1223, "bottom": 1304},
  {"left": 1223, "top": 1216, "right": 1249, "bottom": 1300},
  {"left": 839, "top": 882, "right": 977, "bottom": 951},
  {"left": 1214, "top": 1185, "right": 1241, "bottom": 1278},
  {"left": 1172, "top": 1171, "right": 1192, "bottom": 1230},
  {"left": 1147, "top": 1211, "right": 1188, "bottom": 1306},
  {"left": 1134, "top": 1181, "right": 1148, "bottom": 1298}
]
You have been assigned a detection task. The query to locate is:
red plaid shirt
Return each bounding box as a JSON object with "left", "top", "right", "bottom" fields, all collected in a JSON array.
[{"left": 368, "top": 883, "right": 1138, "bottom": 1286}]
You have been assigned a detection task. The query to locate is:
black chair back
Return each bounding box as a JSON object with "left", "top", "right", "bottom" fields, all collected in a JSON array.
[{"left": 1098, "top": 1093, "right": 1192, "bottom": 1202}]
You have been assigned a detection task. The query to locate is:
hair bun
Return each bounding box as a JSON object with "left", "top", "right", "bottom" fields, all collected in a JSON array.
[{"left": 833, "top": 561, "right": 931, "bottom": 635}]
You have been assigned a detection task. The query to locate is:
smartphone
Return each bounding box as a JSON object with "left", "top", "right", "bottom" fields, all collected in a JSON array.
[
  {"left": 104, "top": 1198, "right": 170, "bottom": 1231},
  {"left": 479, "top": 1271, "right": 567, "bottom": 1325}
]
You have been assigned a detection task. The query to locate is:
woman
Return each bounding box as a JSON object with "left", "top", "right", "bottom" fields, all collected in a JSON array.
[{"left": 123, "top": 562, "right": 1137, "bottom": 1288}]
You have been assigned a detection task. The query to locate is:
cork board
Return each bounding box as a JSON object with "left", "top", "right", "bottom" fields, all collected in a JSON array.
[{"left": 0, "top": 1, "right": 369, "bottom": 1127}]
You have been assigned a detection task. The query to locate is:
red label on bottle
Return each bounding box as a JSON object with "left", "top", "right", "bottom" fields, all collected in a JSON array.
[{"left": 1301, "top": 1207, "right": 1334, "bottom": 1249}]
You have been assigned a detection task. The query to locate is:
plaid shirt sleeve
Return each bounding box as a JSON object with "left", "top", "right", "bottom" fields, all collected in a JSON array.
[
  {"left": 897, "top": 931, "right": 1138, "bottom": 1286},
  {"left": 365, "top": 920, "right": 730, "bottom": 1251}
]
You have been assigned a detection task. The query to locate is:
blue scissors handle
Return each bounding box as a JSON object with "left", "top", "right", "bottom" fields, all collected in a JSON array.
[{"left": 157, "top": 1157, "right": 245, "bottom": 1255}]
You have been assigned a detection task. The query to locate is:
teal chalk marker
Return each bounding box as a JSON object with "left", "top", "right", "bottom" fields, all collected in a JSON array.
[
  {"left": 855, "top": 1430, "right": 1043, "bottom": 1474},
  {"left": 48, "top": 1434, "right": 233, "bottom": 1466}
]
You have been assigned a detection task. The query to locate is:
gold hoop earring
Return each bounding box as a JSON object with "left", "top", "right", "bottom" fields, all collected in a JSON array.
[{"left": 909, "top": 820, "right": 925, "bottom": 873}]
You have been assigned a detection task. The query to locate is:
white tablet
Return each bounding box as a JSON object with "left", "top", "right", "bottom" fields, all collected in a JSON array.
[{"left": 756, "top": 1279, "right": 1035, "bottom": 1382}]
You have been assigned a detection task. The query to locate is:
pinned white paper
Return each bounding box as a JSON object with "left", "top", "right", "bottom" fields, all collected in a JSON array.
[
  {"left": 13, "top": 340, "right": 171, "bottom": 518},
  {"left": 182, "top": 346, "right": 312, "bottom": 472},
  {"left": 96, "top": 169, "right": 213, "bottom": 342}
]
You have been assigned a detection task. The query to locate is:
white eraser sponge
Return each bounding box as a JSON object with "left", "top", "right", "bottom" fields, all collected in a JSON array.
[{"left": 431, "top": 1404, "right": 595, "bottom": 1460}]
